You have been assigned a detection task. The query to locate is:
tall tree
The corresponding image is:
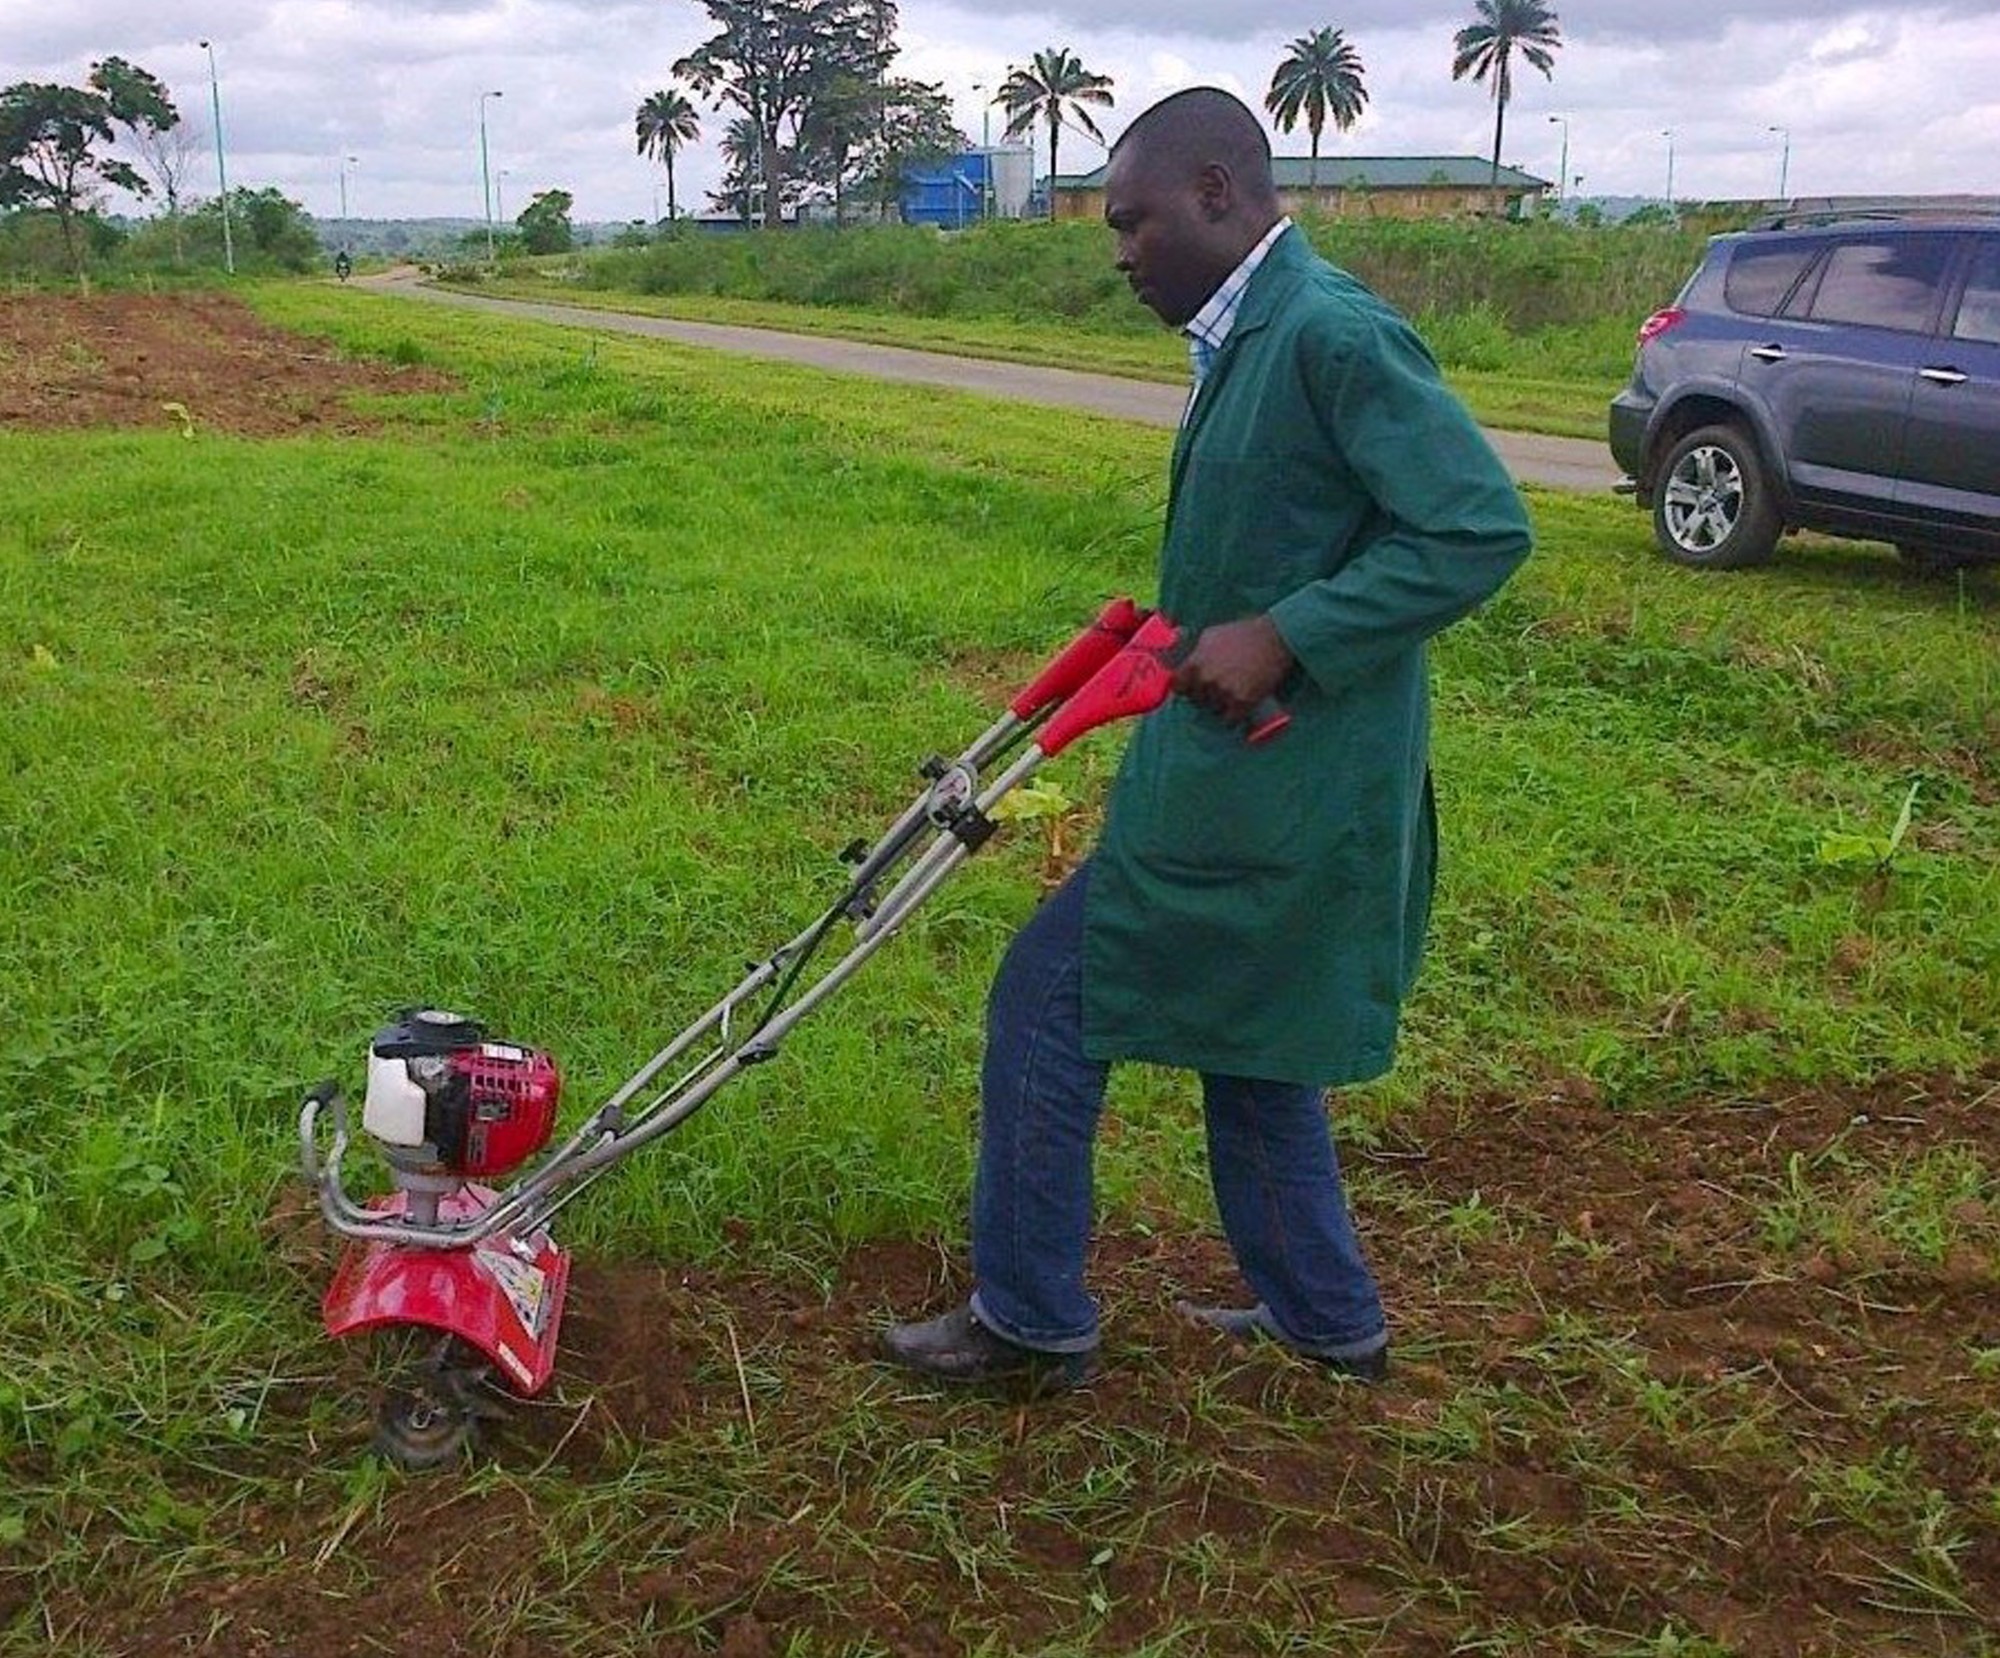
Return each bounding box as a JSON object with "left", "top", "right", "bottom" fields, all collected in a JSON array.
[
  {"left": 995, "top": 47, "right": 1114, "bottom": 219},
  {"left": 797, "top": 69, "right": 877, "bottom": 223},
  {"left": 0, "top": 80, "right": 148, "bottom": 283},
  {"left": 1449, "top": 0, "right": 1562, "bottom": 216},
  {"left": 1265, "top": 27, "right": 1368, "bottom": 194},
  {"left": 89, "top": 56, "right": 191, "bottom": 261},
  {"left": 129, "top": 118, "right": 202, "bottom": 262},
  {"left": 635, "top": 86, "right": 700, "bottom": 222},
  {"left": 674, "top": 0, "right": 897, "bottom": 228}
]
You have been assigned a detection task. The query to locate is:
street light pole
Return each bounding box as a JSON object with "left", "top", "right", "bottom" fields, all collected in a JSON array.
[
  {"left": 1547, "top": 113, "right": 1569, "bottom": 205},
  {"left": 1662, "top": 128, "right": 1676, "bottom": 205},
  {"left": 198, "top": 39, "right": 234, "bottom": 274},
  {"left": 479, "top": 89, "right": 503, "bottom": 262},
  {"left": 339, "top": 154, "right": 357, "bottom": 224},
  {"left": 971, "top": 81, "right": 992, "bottom": 221},
  {"left": 1768, "top": 124, "right": 1790, "bottom": 199}
]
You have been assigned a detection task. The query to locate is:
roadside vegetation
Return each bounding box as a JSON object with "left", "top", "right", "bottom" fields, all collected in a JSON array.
[
  {"left": 2, "top": 286, "right": 1995, "bottom": 1654},
  {"left": 452, "top": 213, "right": 1721, "bottom": 437}
]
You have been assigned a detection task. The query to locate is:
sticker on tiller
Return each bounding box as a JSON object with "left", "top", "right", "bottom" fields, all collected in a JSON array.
[{"left": 478, "top": 1245, "right": 550, "bottom": 1340}]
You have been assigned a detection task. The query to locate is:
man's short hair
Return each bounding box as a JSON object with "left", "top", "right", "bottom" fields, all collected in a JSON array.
[{"left": 1111, "top": 87, "right": 1277, "bottom": 204}]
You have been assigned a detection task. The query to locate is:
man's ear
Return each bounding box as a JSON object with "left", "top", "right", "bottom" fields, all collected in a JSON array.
[{"left": 1195, "top": 162, "right": 1234, "bottom": 222}]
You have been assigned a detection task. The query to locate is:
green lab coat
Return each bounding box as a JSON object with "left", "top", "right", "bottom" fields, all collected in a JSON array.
[{"left": 1081, "top": 226, "right": 1532, "bottom": 1086}]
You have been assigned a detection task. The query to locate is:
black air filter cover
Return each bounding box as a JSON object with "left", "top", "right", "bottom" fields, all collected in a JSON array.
[{"left": 371, "top": 1008, "right": 487, "bottom": 1060}]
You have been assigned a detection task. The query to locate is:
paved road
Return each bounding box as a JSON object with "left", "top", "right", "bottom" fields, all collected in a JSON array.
[{"left": 367, "top": 273, "right": 1620, "bottom": 493}]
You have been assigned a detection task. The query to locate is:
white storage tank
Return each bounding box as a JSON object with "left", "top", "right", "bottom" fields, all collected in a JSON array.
[{"left": 982, "top": 146, "right": 1035, "bottom": 220}]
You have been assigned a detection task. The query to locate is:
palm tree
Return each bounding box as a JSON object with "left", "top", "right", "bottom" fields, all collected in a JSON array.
[
  {"left": 1266, "top": 27, "right": 1369, "bottom": 197},
  {"left": 635, "top": 87, "right": 701, "bottom": 224},
  {"left": 1450, "top": 0, "right": 1562, "bottom": 216},
  {"left": 716, "top": 115, "right": 764, "bottom": 224},
  {"left": 995, "top": 47, "right": 1114, "bottom": 220}
]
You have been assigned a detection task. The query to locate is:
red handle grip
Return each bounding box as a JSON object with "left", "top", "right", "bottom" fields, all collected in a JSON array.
[
  {"left": 1036, "top": 613, "right": 1180, "bottom": 756},
  {"left": 1008, "top": 596, "right": 1149, "bottom": 720},
  {"left": 1036, "top": 614, "right": 1294, "bottom": 757}
]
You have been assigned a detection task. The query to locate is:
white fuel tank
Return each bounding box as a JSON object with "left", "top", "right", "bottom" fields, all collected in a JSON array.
[{"left": 363, "top": 1050, "right": 430, "bottom": 1147}]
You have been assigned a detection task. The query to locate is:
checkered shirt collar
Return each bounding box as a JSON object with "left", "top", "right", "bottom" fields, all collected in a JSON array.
[{"left": 1184, "top": 217, "right": 1292, "bottom": 386}]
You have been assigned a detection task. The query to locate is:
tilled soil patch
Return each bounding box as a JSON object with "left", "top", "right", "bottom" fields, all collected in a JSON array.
[
  {"left": 43, "top": 1071, "right": 2000, "bottom": 1657},
  {"left": 0, "top": 291, "right": 452, "bottom": 435}
]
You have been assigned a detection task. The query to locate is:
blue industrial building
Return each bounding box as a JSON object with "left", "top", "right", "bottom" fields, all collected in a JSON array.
[{"left": 901, "top": 147, "right": 1034, "bottom": 227}]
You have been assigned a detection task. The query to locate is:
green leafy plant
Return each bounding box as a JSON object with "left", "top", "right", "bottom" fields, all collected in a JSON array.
[{"left": 1818, "top": 781, "right": 1920, "bottom": 873}]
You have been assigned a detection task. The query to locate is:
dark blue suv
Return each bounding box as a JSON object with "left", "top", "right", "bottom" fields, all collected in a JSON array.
[{"left": 1609, "top": 206, "right": 2000, "bottom": 571}]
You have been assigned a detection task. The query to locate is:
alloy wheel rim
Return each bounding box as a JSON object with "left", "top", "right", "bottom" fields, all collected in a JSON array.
[{"left": 1664, "top": 445, "right": 1744, "bottom": 552}]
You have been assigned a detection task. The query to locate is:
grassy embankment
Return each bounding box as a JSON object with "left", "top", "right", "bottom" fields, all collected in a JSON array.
[
  {"left": 3, "top": 285, "right": 1996, "bottom": 1654},
  {"left": 450, "top": 215, "right": 1715, "bottom": 440}
]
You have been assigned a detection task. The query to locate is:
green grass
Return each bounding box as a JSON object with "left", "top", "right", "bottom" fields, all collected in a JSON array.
[
  {"left": 3, "top": 283, "right": 1997, "bottom": 1654},
  {"left": 9, "top": 284, "right": 1992, "bottom": 1249}
]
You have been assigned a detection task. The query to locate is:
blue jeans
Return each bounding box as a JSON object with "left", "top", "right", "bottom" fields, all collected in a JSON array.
[{"left": 968, "top": 864, "right": 1387, "bottom": 1359}]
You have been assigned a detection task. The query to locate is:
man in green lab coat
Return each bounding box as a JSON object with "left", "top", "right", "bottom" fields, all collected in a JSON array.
[{"left": 883, "top": 87, "right": 1532, "bottom": 1390}]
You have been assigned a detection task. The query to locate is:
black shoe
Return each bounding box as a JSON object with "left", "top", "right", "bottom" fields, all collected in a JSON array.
[
  {"left": 879, "top": 1303, "right": 1095, "bottom": 1392},
  {"left": 1175, "top": 1301, "right": 1389, "bottom": 1383}
]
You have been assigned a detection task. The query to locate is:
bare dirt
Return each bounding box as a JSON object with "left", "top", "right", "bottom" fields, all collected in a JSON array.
[
  {"left": 10, "top": 296, "right": 1999, "bottom": 1656},
  {"left": 0, "top": 290, "right": 450, "bottom": 436}
]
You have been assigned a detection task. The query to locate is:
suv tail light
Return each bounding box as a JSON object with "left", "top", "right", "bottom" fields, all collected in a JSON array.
[{"left": 1636, "top": 307, "right": 1686, "bottom": 348}]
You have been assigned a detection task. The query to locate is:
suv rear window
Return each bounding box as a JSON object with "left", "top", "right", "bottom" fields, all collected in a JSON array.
[
  {"left": 1798, "top": 236, "right": 1952, "bottom": 333},
  {"left": 1724, "top": 240, "right": 1822, "bottom": 317},
  {"left": 1954, "top": 236, "right": 2000, "bottom": 344}
]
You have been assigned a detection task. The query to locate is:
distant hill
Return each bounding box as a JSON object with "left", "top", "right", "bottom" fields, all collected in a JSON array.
[{"left": 314, "top": 218, "right": 498, "bottom": 258}]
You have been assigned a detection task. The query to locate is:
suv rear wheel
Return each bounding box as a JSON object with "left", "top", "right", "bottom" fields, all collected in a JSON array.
[{"left": 1653, "top": 424, "right": 1781, "bottom": 569}]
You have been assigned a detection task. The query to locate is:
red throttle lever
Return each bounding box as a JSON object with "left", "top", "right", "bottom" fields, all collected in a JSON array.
[
  {"left": 1008, "top": 596, "right": 1149, "bottom": 720},
  {"left": 1036, "top": 613, "right": 1292, "bottom": 757}
]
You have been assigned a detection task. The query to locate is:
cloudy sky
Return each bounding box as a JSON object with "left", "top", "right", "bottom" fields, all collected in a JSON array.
[{"left": 12, "top": 1, "right": 1998, "bottom": 224}]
